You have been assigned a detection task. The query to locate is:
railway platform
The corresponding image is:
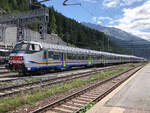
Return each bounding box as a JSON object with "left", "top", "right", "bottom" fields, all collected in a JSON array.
[{"left": 86, "top": 63, "right": 150, "bottom": 113}]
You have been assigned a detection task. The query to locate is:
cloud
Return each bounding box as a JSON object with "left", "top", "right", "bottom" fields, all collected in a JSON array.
[
  {"left": 97, "top": 21, "right": 102, "bottom": 24},
  {"left": 93, "top": 16, "right": 113, "bottom": 24},
  {"left": 121, "top": 0, "right": 144, "bottom": 6},
  {"left": 93, "top": 16, "right": 97, "bottom": 22},
  {"left": 113, "top": 0, "right": 150, "bottom": 40},
  {"left": 103, "top": 0, "right": 119, "bottom": 7},
  {"left": 102, "top": 0, "right": 145, "bottom": 8},
  {"left": 98, "top": 17, "right": 112, "bottom": 21}
]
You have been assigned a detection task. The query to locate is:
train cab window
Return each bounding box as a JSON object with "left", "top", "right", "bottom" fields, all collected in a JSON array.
[
  {"left": 29, "top": 44, "right": 40, "bottom": 51},
  {"left": 15, "top": 43, "right": 28, "bottom": 51},
  {"left": 12, "top": 43, "right": 28, "bottom": 53}
]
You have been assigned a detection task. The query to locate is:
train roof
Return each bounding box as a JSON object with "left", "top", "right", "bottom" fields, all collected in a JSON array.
[{"left": 18, "top": 41, "right": 143, "bottom": 59}]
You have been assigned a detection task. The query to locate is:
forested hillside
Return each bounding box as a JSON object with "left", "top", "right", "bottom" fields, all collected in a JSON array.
[{"left": 0, "top": 0, "right": 125, "bottom": 54}]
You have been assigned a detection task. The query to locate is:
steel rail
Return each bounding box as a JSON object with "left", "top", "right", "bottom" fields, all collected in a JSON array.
[
  {"left": 30, "top": 64, "right": 143, "bottom": 113},
  {"left": 75, "top": 65, "right": 143, "bottom": 113},
  {"left": 0, "top": 65, "right": 118, "bottom": 98}
]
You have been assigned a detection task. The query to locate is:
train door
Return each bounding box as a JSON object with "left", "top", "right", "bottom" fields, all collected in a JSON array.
[
  {"left": 104, "top": 55, "right": 106, "bottom": 65},
  {"left": 43, "top": 50, "right": 48, "bottom": 67},
  {"left": 62, "top": 53, "right": 66, "bottom": 67},
  {"left": 88, "top": 55, "right": 92, "bottom": 65}
]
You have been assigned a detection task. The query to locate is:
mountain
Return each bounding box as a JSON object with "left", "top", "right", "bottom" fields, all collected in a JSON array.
[
  {"left": 82, "top": 22, "right": 150, "bottom": 45},
  {"left": 82, "top": 22, "right": 150, "bottom": 59}
]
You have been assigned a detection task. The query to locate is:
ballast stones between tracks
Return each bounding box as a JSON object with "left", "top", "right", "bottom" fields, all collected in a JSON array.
[
  {"left": 30, "top": 65, "right": 142, "bottom": 113},
  {"left": 0, "top": 65, "right": 117, "bottom": 98}
]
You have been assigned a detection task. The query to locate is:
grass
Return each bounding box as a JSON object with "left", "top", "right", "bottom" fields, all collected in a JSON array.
[
  {"left": 24, "top": 77, "right": 43, "bottom": 84},
  {"left": 0, "top": 82, "right": 11, "bottom": 87},
  {"left": 0, "top": 77, "right": 43, "bottom": 88},
  {"left": 0, "top": 80, "right": 88, "bottom": 112},
  {"left": 0, "top": 64, "right": 137, "bottom": 112},
  {"left": 89, "top": 65, "right": 129, "bottom": 81},
  {"left": 77, "top": 102, "right": 96, "bottom": 113}
]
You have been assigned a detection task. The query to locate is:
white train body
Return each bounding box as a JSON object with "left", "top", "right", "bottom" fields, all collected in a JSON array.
[{"left": 7, "top": 41, "right": 145, "bottom": 73}]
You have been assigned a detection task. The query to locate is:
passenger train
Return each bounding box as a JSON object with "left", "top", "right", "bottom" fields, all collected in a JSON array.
[
  {"left": 7, "top": 41, "right": 145, "bottom": 74},
  {"left": 0, "top": 44, "right": 12, "bottom": 64}
]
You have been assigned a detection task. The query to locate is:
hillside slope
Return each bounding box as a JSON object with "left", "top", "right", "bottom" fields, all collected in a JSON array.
[
  {"left": 82, "top": 22, "right": 150, "bottom": 45},
  {"left": 82, "top": 22, "right": 150, "bottom": 59}
]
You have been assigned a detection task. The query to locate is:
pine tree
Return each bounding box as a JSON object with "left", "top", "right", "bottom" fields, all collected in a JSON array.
[
  {"left": 11, "top": 0, "right": 18, "bottom": 10},
  {"left": 49, "top": 7, "right": 57, "bottom": 34}
]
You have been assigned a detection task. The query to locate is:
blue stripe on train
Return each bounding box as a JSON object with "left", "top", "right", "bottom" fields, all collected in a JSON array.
[
  {"left": 29, "top": 61, "right": 61, "bottom": 64},
  {"left": 26, "top": 62, "right": 102, "bottom": 71}
]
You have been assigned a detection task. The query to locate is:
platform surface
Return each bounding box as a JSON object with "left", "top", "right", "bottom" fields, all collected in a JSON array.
[{"left": 86, "top": 63, "right": 150, "bottom": 113}]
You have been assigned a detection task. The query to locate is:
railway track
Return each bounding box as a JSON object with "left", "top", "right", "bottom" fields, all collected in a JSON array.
[
  {"left": 0, "top": 66, "right": 93, "bottom": 82},
  {"left": 0, "top": 64, "right": 129, "bottom": 82},
  {"left": 29, "top": 64, "right": 143, "bottom": 113},
  {"left": 0, "top": 65, "right": 119, "bottom": 98},
  {"left": 0, "top": 66, "right": 5, "bottom": 69},
  {"left": 0, "top": 65, "right": 115, "bottom": 82},
  {"left": 0, "top": 66, "right": 10, "bottom": 74}
]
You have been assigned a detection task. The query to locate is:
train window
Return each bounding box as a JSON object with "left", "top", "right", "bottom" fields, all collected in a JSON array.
[
  {"left": 73, "top": 55, "right": 76, "bottom": 60},
  {"left": 48, "top": 51, "right": 54, "bottom": 58},
  {"left": 43, "top": 51, "right": 47, "bottom": 59},
  {"left": 70, "top": 55, "right": 73, "bottom": 60},
  {"left": 67, "top": 53, "right": 72, "bottom": 59},
  {"left": 76, "top": 55, "right": 78, "bottom": 60},
  {"left": 74, "top": 55, "right": 77, "bottom": 60},
  {"left": 53, "top": 52, "right": 60, "bottom": 60},
  {"left": 13, "top": 43, "right": 28, "bottom": 51},
  {"left": 82, "top": 56, "right": 84, "bottom": 60},
  {"left": 86, "top": 56, "right": 88, "bottom": 60},
  {"left": 98, "top": 56, "right": 101, "bottom": 60},
  {"left": 29, "top": 44, "right": 40, "bottom": 51},
  {"left": 35, "top": 45, "right": 40, "bottom": 51},
  {"left": 79, "top": 56, "right": 82, "bottom": 60},
  {"left": 79, "top": 56, "right": 81, "bottom": 60}
]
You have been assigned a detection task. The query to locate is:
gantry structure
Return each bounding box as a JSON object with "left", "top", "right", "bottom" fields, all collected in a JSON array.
[{"left": 0, "top": 8, "right": 49, "bottom": 42}]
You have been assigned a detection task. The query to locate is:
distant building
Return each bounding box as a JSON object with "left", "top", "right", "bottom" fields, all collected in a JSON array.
[{"left": 0, "top": 27, "right": 65, "bottom": 46}]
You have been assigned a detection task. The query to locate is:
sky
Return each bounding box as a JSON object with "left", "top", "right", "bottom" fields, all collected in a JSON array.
[{"left": 40, "top": 0, "right": 150, "bottom": 41}]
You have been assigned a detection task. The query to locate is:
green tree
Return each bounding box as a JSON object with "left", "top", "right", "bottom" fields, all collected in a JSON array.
[{"left": 48, "top": 7, "right": 57, "bottom": 34}]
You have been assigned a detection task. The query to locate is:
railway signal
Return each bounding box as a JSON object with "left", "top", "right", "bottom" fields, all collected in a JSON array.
[{"left": 39, "top": 24, "right": 46, "bottom": 39}]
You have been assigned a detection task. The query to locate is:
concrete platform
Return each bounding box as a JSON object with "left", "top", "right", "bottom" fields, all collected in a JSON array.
[{"left": 86, "top": 63, "right": 150, "bottom": 113}]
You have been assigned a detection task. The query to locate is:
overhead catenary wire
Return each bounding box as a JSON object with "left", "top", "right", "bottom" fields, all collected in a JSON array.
[{"left": 63, "top": 0, "right": 81, "bottom": 6}]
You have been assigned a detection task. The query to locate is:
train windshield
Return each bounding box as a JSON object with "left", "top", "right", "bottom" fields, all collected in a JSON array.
[
  {"left": 12, "top": 42, "right": 41, "bottom": 53},
  {"left": 12, "top": 43, "right": 28, "bottom": 53}
]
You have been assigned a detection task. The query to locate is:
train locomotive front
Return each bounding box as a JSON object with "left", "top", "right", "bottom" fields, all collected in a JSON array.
[{"left": 7, "top": 41, "right": 42, "bottom": 73}]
